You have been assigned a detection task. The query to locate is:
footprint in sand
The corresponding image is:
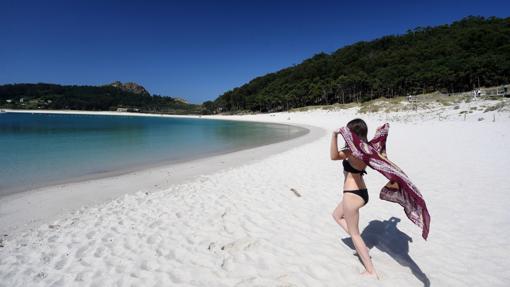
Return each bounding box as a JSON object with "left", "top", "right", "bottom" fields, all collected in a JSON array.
[
  {"left": 94, "top": 246, "right": 105, "bottom": 257},
  {"left": 141, "top": 260, "right": 159, "bottom": 271},
  {"left": 40, "top": 252, "right": 56, "bottom": 264},
  {"left": 86, "top": 231, "right": 96, "bottom": 239},
  {"left": 75, "top": 245, "right": 89, "bottom": 258},
  {"left": 101, "top": 233, "right": 114, "bottom": 243},
  {"left": 54, "top": 256, "right": 68, "bottom": 270},
  {"left": 33, "top": 271, "right": 47, "bottom": 282},
  {"left": 146, "top": 234, "right": 160, "bottom": 245},
  {"left": 47, "top": 235, "right": 59, "bottom": 243},
  {"left": 221, "top": 238, "right": 260, "bottom": 252},
  {"left": 74, "top": 270, "right": 93, "bottom": 282},
  {"left": 93, "top": 218, "right": 104, "bottom": 227},
  {"left": 3, "top": 268, "right": 18, "bottom": 280},
  {"left": 221, "top": 257, "right": 235, "bottom": 271},
  {"left": 149, "top": 220, "right": 163, "bottom": 229}
]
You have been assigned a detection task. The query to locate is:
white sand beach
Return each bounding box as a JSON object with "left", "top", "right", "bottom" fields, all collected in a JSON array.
[{"left": 1, "top": 97, "right": 510, "bottom": 286}]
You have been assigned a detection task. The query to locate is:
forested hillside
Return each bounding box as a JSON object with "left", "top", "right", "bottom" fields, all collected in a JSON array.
[
  {"left": 0, "top": 82, "right": 200, "bottom": 114},
  {"left": 210, "top": 16, "right": 510, "bottom": 113}
]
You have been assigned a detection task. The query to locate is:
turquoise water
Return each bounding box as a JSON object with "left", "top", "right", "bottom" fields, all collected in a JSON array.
[{"left": 0, "top": 113, "right": 307, "bottom": 196}]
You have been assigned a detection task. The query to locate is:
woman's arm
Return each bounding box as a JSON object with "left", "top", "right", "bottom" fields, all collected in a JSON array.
[{"left": 330, "top": 131, "right": 351, "bottom": 160}]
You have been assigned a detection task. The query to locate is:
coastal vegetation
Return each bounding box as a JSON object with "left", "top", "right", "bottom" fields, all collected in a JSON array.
[
  {"left": 208, "top": 16, "right": 510, "bottom": 113},
  {"left": 0, "top": 82, "right": 201, "bottom": 114}
]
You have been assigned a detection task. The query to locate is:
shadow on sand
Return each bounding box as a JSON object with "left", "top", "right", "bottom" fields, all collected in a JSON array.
[{"left": 342, "top": 217, "right": 430, "bottom": 286}]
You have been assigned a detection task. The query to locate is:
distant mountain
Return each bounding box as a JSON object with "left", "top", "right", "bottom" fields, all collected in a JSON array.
[
  {"left": 210, "top": 16, "right": 510, "bottom": 113},
  {"left": 174, "top": 97, "right": 189, "bottom": 104},
  {"left": 108, "top": 81, "right": 150, "bottom": 96},
  {"left": 0, "top": 82, "right": 201, "bottom": 114}
]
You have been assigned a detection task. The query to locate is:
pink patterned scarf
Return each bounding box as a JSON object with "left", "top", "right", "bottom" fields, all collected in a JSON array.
[{"left": 339, "top": 123, "right": 431, "bottom": 240}]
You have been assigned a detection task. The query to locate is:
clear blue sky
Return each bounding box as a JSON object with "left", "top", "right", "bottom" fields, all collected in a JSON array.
[{"left": 1, "top": 0, "right": 508, "bottom": 103}]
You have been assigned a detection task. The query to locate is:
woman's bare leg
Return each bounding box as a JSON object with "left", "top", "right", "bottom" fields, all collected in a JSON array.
[
  {"left": 343, "top": 194, "right": 378, "bottom": 278},
  {"left": 333, "top": 199, "right": 369, "bottom": 254},
  {"left": 332, "top": 201, "right": 349, "bottom": 234}
]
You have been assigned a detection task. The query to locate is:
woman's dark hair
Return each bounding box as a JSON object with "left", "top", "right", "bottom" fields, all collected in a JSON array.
[{"left": 347, "top": 118, "right": 368, "bottom": 142}]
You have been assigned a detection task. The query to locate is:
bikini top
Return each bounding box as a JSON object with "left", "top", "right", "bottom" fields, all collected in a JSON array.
[{"left": 342, "top": 159, "right": 367, "bottom": 175}]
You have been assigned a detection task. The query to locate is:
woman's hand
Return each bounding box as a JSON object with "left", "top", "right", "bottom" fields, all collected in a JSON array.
[{"left": 333, "top": 128, "right": 342, "bottom": 135}]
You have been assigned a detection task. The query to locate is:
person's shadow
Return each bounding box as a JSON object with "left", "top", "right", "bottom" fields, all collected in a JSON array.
[{"left": 342, "top": 217, "right": 430, "bottom": 286}]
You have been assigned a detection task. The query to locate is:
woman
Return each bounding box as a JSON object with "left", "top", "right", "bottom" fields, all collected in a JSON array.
[{"left": 330, "top": 118, "right": 378, "bottom": 278}]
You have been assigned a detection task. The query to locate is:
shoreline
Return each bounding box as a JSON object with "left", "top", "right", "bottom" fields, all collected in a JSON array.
[
  {"left": 1, "top": 111, "right": 309, "bottom": 196},
  {"left": 2, "top": 108, "right": 202, "bottom": 118},
  {"left": 0, "top": 111, "right": 324, "bottom": 236}
]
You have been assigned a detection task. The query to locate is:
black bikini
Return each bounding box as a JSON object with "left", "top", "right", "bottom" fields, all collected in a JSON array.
[
  {"left": 342, "top": 160, "right": 369, "bottom": 205},
  {"left": 342, "top": 160, "right": 367, "bottom": 175}
]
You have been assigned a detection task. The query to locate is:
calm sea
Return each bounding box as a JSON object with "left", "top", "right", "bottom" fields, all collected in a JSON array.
[{"left": 0, "top": 113, "right": 307, "bottom": 196}]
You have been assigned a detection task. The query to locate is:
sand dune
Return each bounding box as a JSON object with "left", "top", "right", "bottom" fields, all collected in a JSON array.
[{"left": 1, "top": 98, "right": 509, "bottom": 286}]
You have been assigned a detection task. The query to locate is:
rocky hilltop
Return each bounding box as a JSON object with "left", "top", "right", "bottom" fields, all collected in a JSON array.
[
  {"left": 174, "top": 97, "right": 189, "bottom": 104},
  {"left": 109, "top": 81, "right": 150, "bottom": 96}
]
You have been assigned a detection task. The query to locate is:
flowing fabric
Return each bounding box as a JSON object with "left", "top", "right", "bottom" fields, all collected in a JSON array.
[{"left": 339, "top": 123, "right": 431, "bottom": 240}]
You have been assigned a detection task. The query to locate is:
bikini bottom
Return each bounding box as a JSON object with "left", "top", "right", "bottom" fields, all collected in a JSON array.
[{"left": 343, "top": 189, "right": 369, "bottom": 205}]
